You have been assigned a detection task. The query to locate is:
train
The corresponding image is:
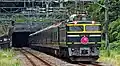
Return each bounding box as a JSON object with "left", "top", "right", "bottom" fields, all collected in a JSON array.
[
  {"left": 28, "top": 14, "right": 102, "bottom": 62},
  {"left": 0, "top": 35, "right": 11, "bottom": 49}
]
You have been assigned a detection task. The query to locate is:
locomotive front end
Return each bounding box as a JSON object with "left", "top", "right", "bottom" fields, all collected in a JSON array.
[{"left": 66, "top": 21, "right": 102, "bottom": 61}]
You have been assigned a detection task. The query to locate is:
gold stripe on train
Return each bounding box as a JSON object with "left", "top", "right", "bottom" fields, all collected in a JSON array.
[
  {"left": 66, "top": 24, "right": 101, "bottom": 26},
  {"left": 67, "top": 31, "right": 102, "bottom": 33}
]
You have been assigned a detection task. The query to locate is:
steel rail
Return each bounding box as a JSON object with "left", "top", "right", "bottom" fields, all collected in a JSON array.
[
  {"left": 78, "top": 62, "right": 104, "bottom": 66},
  {"left": 22, "top": 49, "right": 53, "bottom": 66},
  {"left": 19, "top": 49, "right": 37, "bottom": 66}
]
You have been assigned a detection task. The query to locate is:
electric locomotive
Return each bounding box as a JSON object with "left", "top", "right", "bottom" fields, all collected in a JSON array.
[{"left": 29, "top": 14, "right": 102, "bottom": 62}]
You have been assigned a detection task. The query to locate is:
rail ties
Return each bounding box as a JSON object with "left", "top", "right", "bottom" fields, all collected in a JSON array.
[
  {"left": 20, "top": 49, "right": 36, "bottom": 66},
  {"left": 19, "top": 49, "right": 52, "bottom": 66}
]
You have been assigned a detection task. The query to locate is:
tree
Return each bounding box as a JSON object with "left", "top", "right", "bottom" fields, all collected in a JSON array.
[{"left": 109, "top": 18, "right": 120, "bottom": 42}]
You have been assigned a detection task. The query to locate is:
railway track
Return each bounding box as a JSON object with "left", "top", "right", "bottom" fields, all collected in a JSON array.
[
  {"left": 78, "top": 62, "right": 104, "bottom": 66},
  {"left": 19, "top": 49, "right": 53, "bottom": 66},
  {"left": 14, "top": 48, "right": 109, "bottom": 66}
]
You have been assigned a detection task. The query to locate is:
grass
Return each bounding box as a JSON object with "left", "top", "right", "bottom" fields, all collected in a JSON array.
[
  {"left": 98, "top": 50, "right": 120, "bottom": 66},
  {"left": 0, "top": 49, "right": 21, "bottom": 66}
]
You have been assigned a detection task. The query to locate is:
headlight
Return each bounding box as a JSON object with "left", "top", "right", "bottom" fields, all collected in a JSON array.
[
  {"left": 71, "top": 48, "right": 75, "bottom": 51},
  {"left": 4, "top": 38, "right": 7, "bottom": 41}
]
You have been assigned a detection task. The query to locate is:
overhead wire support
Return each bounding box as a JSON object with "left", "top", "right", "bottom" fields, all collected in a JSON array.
[
  {"left": 94, "top": 0, "right": 110, "bottom": 57},
  {"left": 104, "top": 0, "right": 110, "bottom": 57},
  {"left": 45, "top": 0, "right": 49, "bottom": 18}
]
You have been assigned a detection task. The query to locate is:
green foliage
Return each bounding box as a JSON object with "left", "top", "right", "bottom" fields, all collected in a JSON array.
[
  {"left": 87, "top": 0, "right": 120, "bottom": 22},
  {"left": 110, "top": 41, "right": 120, "bottom": 51},
  {"left": 98, "top": 50, "right": 120, "bottom": 66},
  {"left": 14, "top": 14, "right": 53, "bottom": 22},
  {"left": 86, "top": 0, "right": 105, "bottom": 22},
  {"left": 16, "top": 19, "right": 25, "bottom": 22},
  {"left": 99, "top": 40, "right": 106, "bottom": 50},
  {"left": 109, "top": 18, "right": 120, "bottom": 42},
  {"left": 64, "top": 0, "right": 120, "bottom": 65},
  {"left": 98, "top": 40, "right": 120, "bottom": 66},
  {"left": 0, "top": 49, "right": 21, "bottom": 66},
  {"left": 0, "top": 24, "right": 9, "bottom": 36},
  {"left": 109, "top": 0, "right": 120, "bottom": 22},
  {"left": 12, "top": 14, "right": 27, "bottom": 22}
]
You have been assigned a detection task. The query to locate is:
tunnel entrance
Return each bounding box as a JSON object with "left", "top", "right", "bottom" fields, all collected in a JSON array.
[{"left": 12, "top": 32, "right": 30, "bottom": 47}]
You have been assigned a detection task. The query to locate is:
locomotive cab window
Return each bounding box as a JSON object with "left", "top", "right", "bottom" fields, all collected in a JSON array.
[
  {"left": 86, "top": 25, "right": 101, "bottom": 31},
  {"left": 67, "top": 26, "right": 84, "bottom": 31}
]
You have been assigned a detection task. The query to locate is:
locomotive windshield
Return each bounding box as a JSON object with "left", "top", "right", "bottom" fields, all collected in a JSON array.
[
  {"left": 68, "top": 26, "right": 83, "bottom": 31},
  {"left": 86, "top": 25, "right": 101, "bottom": 31}
]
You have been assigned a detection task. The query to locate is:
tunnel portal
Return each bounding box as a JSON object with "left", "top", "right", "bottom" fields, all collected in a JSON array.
[{"left": 12, "top": 32, "right": 31, "bottom": 47}]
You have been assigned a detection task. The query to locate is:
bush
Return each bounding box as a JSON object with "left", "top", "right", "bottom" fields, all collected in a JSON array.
[
  {"left": 0, "top": 49, "right": 21, "bottom": 66},
  {"left": 98, "top": 40, "right": 120, "bottom": 66},
  {"left": 109, "top": 18, "right": 120, "bottom": 42}
]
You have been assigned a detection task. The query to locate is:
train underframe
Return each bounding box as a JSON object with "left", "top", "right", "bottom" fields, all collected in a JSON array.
[{"left": 30, "top": 44, "right": 101, "bottom": 62}]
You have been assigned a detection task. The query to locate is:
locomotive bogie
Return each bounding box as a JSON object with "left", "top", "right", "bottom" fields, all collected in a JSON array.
[{"left": 69, "top": 56, "right": 99, "bottom": 62}]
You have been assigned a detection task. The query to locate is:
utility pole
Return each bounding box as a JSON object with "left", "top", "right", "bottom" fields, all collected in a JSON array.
[
  {"left": 60, "top": 0, "right": 63, "bottom": 8},
  {"left": 75, "top": 0, "right": 77, "bottom": 14},
  {"left": 95, "top": 0, "right": 110, "bottom": 56},
  {"left": 105, "top": 0, "right": 110, "bottom": 56},
  {"left": 46, "top": 0, "right": 49, "bottom": 18}
]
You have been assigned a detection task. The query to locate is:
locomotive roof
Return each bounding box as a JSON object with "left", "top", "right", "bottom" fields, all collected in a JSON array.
[{"left": 67, "top": 20, "right": 100, "bottom": 24}]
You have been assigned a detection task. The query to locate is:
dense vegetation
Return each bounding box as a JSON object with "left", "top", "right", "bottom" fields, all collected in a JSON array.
[
  {"left": 0, "top": 49, "right": 21, "bottom": 66},
  {"left": 0, "top": 24, "right": 10, "bottom": 36},
  {"left": 87, "top": 0, "right": 120, "bottom": 66}
]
